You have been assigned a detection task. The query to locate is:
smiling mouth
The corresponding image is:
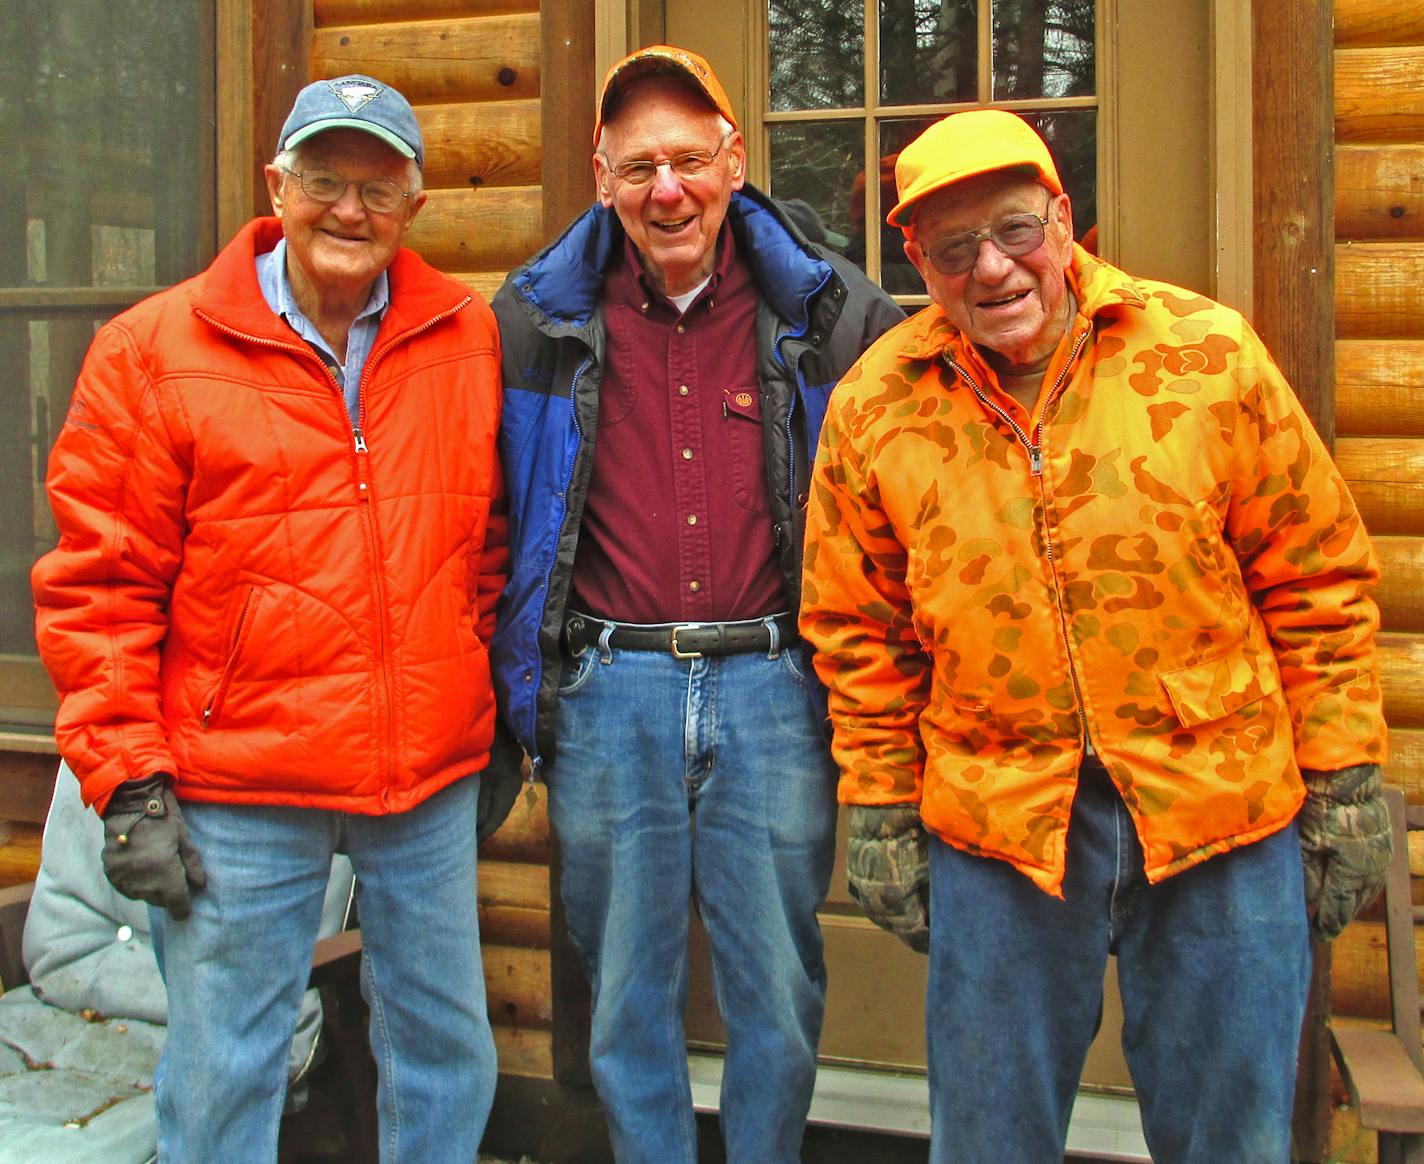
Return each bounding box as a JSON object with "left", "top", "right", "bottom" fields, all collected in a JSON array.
[
  {"left": 979, "top": 289, "right": 1031, "bottom": 309},
  {"left": 650, "top": 217, "right": 694, "bottom": 234}
]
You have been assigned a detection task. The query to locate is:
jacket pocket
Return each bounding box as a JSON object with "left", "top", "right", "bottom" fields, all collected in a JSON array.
[
  {"left": 1159, "top": 641, "right": 1281, "bottom": 728},
  {"left": 201, "top": 584, "right": 263, "bottom": 730}
]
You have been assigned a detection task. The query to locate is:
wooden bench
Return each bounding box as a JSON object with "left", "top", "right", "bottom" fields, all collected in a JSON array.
[{"left": 1331, "top": 785, "right": 1424, "bottom": 1164}]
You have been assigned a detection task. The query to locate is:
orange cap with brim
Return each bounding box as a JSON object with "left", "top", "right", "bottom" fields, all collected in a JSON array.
[
  {"left": 886, "top": 109, "right": 1063, "bottom": 232},
  {"left": 593, "top": 45, "right": 738, "bottom": 146}
]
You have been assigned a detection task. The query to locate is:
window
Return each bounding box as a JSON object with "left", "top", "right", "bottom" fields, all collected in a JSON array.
[
  {"left": 761, "top": 0, "right": 1097, "bottom": 297},
  {"left": 0, "top": 1, "right": 217, "bottom": 730}
]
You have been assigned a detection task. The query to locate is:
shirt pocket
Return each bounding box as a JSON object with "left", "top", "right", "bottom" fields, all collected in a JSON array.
[
  {"left": 1158, "top": 640, "right": 1282, "bottom": 728},
  {"left": 724, "top": 385, "right": 770, "bottom": 514}
]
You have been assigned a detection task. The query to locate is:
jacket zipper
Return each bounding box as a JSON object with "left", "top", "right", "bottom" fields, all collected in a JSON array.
[
  {"left": 202, "top": 585, "right": 261, "bottom": 729},
  {"left": 946, "top": 325, "right": 1094, "bottom": 746}
]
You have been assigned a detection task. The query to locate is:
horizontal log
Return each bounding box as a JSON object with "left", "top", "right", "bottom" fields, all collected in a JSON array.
[
  {"left": 483, "top": 943, "right": 553, "bottom": 1027},
  {"left": 481, "top": 783, "right": 549, "bottom": 863},
  {"left": 1386, "top": 729, "right": 1424, "bottom": 798},
  {"left": 0, "top": 752, "right": 61, "bottom": 826},
  {"left": 492, "top": 1025, "right": 553, "bottom": 1078},
  {"left": 1335, "top": 241, "right": 1424, "bottom": 340},
  {"left": 1334, "top": 436, "right": 1424, "bottom": 535},
  {"left": 1380, "top": 631, "right": 1424, "bottom": 729},
  {"left": 1335, "top": 145, "right": 1424, "bottom": 241},
  {"left": 1336, "top": 340, "right": 1424, "bottom": 437},
  {"left": 1331, "top": 918, "right": 1420, "bottom": 1019},
  {"left": 316, "top": 0, "right": 537, "bottom": 24},
  {"left": 1335, "top": 47, "right": 1424, "bottom": 145},
  {"left": 311, "top": 15, "right": 540, "bottom": 105},
  {"left": 478, "top": 859, "right": 549, "bottom": 912},
  {"left": 449, "top": 271, "right": 509, "bottom": 302},
  {"left": 1374, "top": 535, "right": 1424, "bottom": 634},
  {"left": 478, "top": 904, "right": 549, "bottom": 949},
  {"left": 1333, "top": 1, "right": 1424, "bottom": 48},
  {"left": 405, "top": 185, "right": 542, "bottom": 275},
  {"left": 0, "top": 822, "right": 42, "bottom": 889},
  {"left": 419, "top": 100, "right": 541, "bottom": 191}
]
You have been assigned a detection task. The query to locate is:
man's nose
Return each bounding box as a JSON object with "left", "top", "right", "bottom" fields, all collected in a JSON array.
[
  {"left": 971, "top": 235, "right": 1015, "bottom": 280},
  {"left": 330, "top": 182, "right": 368, "bottom": 219},
  {"left": 649, "top": 163, "right": 685, "bottom": 201}
]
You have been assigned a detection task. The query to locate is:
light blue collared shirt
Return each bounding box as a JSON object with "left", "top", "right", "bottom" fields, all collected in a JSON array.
[{"left": 255, "top": 238, "right": 390, "bottom": 424}]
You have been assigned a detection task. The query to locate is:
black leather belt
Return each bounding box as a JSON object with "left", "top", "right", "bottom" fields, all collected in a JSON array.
[{"left": 563, "top": 612, "right": 798, "bottom": 660}]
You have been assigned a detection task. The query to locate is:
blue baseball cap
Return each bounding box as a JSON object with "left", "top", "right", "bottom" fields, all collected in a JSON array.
[{"left": 278, "top": 75, "right": 424, "bottom": 168}]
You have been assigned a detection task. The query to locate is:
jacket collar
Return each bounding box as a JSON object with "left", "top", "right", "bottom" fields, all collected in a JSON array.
[
  {"left": 894, "top": 244, "right": 1149, "bottom": 366},
  {"left": 191, "top": 218, "right": 468, "bottom": 344},
  {"left": 509, "top": 184, "right": 834, "bottom": 333}
]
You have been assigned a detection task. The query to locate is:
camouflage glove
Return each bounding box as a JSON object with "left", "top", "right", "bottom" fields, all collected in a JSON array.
[
  {"left": 1298, "top": 764, "right": 1392, "bottom": 942},
  {"left": 846, "top": 804, "right": 930, "bottom": 954},
  {"left": 101, "top": 774, "right": 207, "bottom": 920}
]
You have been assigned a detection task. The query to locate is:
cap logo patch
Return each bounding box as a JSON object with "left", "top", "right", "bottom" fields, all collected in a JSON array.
[{"left": 329, "top": 79, "right": 382, "bottom": 113}]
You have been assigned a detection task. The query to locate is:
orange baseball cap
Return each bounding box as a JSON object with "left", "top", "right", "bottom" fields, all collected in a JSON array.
[
  {"left": 886, "top": 109, "right": 1063, "bottom": 231},
  {"left": 594, "top": 45, "right": 738, "bottom": 146}
]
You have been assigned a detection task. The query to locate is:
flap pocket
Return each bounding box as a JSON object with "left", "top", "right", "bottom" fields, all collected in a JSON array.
[{"left": 1159, "top": 643, "right": 1281, "bottom": 729}]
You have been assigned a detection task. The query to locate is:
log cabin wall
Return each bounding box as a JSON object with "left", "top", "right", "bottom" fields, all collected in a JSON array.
[
  {"left": 1329, "top": 1, "right": 1424, "bottom": 1156},
  {"left": 305, "top": 0, "right": 560, "bottom": 1082}
]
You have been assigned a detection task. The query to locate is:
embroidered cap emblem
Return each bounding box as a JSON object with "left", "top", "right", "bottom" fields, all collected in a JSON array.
[
  {"left": 329, "top": 78, "right": 382, "bottom": 112},
  {"left": 735, "top": 392, "right": 754, "bottom": 408}
]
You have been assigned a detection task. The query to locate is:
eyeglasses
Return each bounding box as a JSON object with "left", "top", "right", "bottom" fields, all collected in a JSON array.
[
  {"left": 605, "top": 135, "right": 731, "bottom": 187},
  {"left": 923, "top": 204, "right": 1054, "bottom": 275},
  {"left": 281, "top": 167, "right": 413, "bottom": 215}
]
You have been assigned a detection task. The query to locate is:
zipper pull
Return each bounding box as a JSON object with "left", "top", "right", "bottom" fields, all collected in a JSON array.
[
  {"left": 353, "top": 428, "right": 368, "bottom": 453},
  {"left": 1030, "top": 445, "right": 1043, "bottom": 476}
]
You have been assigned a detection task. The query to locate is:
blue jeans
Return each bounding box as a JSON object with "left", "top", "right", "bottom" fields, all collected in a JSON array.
[
  {"left": 150, "top": 777, "right": 496, "bottom": 1164},
  {"left": 548, "top": 632, "right": 838, "bottom": 1164},
  {"left": 925, "top": 762, "right": 1311, "bottom": 1164}
]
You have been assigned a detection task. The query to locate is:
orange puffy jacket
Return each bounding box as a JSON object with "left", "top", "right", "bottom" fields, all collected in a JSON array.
[
  {"left": 33, "top": 218, "right": 507, "bottom": 815},
  {"left": 802, "top": 247, "right": 1385, "bottom": 895}
]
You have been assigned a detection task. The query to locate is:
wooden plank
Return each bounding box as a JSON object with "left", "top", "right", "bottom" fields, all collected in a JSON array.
[
  {"left": 405, "top": 185, "right": 542, "bottom": 276},
  {"left": 1336, "top": 145, "right": 1424, "bottom": 242},
  {"left": 1336, "top": 242, "right": 1424, "bottom": 341},
  {"left": 492, "top": 1025, "right": 553, "bottom": 1078},
  {"left": 448, "top": 271, "right": 510, "bottom": 302},
  {"left": 483, "top": 943, "right": 553, "bottom": 1027},
  {"left": 317, "top": 0, "right": 538, "bottom": 23},
  {"left": 311, "top": 14, "right": 540, "bottom": 105},
  {"left": 1386, "top": 729, "right": 1424, "bottom": 802},
  {"left": 478, "top": 859, "right": 550, "bottom": 912},
  {"left": 1333, "top": 0, "right": 1424, "bottom": 47},
  {"left": 1335, "top": 437, "right": 1424, "bottom": 536},
  {"left": 1332, "top": 1026, "right": 1424, "bottom": 1132},
  {"left": 540, "top": 0, "right": 597, "bottom": 245},
  {"left": 0, "top": 823, "right": 42, "bottom": 889},
  {"left": 1375, "top": 535, "right": 1424, "bottom": 635},
  {"left": 0, "top": 753, "right": 60, "bottom": 825},
  {"left": 481, "top": 781, "right": 550, "bottom": 863},
  {"left": 1335, "top": 47, "right": 1424, "bottom": 145},
  {"left": 252, "top": 0, "right": 310, "bottom": 218},
  {"left": 418, "top": 99, "right": 541, "bottom": 192},
  {"left": 479, "top": 904, "right": 550, "bottom": 950},
  {"left": 1336, "top": 340, "right": 1424, "bottom": 438},
  {"left": 1253, "top": 0, "right": 1335, "bottom": 446},
  {"left": 1381, "top": 632, "right": 1424, "bottom": 729}
]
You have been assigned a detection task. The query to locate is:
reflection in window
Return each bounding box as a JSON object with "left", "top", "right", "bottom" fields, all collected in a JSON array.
[
  {"left": 765, "top": 0, "right": 1097, "bottom": 293},
  {"left": 0, "top": 2, "right": 214, "bottom": 720}
]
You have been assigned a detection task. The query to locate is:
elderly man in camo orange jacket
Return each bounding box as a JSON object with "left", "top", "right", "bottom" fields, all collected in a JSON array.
[{"left": 801, "top": 109, "right": 1391, "bottom": 1164}]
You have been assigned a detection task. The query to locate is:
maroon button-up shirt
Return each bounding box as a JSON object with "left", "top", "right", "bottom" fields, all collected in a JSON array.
[{"left": 568, "top": 228, "right": 785, "bottom": 623}]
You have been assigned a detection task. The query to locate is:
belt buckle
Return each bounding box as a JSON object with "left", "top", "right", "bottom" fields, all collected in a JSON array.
[{"left": 670, "top": 623, "right": 703, "bottom": 659}]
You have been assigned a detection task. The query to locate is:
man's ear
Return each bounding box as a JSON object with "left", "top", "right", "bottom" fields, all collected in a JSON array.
[
  {"left": 593, "top": 153, "right": 615, "bottom": 208},
  {"left": 263, "top": 165, "right": 286, "bottom": 218}
]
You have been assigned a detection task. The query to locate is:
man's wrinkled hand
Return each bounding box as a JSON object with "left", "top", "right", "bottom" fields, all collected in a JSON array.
[
  {"left": 1298, "top": 763, "right": 1392, "bottom": 942},
  {"left": 101, "top": 774, "right": 207, "bottom": 920},
  {"left": 846, "top": 804, "right": 930, "bottom": 953}
]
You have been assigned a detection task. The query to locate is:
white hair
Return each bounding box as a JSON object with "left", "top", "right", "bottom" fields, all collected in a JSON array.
[
  {"left": 271, "top": 144, "right": 423, "bottom": 193},
  {"left": 596, "top": 114, "right": 735, "bottom": 158}
]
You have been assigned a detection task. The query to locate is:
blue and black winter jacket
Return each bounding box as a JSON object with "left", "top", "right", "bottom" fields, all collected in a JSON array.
[{"left": 489, "top": 185, "right": 904, "bottom": 772}]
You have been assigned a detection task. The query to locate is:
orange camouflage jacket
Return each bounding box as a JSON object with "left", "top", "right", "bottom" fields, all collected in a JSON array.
[{"left": 801, "top": 246, "right": 1386, "bottom": 896}]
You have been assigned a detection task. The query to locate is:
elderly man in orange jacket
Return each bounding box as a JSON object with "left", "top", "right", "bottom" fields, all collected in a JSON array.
[
  {"left": 802, "top": 110, "right": 1391, "bottom": 1163},
  {"left": 32, "top": 76, "right": 510, "bottom": 1162}
]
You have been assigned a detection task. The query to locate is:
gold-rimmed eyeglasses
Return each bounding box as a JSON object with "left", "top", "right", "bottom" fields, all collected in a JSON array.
[
  {"left": 605, "top": 134, "right": 732, "bottom": 187},
  {"left": 280, "top": 167, "right": 414, "bottom": 215}
]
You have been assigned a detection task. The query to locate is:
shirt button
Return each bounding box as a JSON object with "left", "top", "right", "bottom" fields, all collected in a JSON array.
[
  {"left": 686, "top": 514, "right": 698, "bottom": 525},
  {"left": 676, "top": 323, "right": 686, "bottom": 334},
  {"left": 689, "top": 580, "right": 701, "bottom": 592},
  {"left": 678, "top": 385, "right": 690, "bottom": 396},
  {"left": 681, "top": 448, "right": 693, "bottom": 460}
]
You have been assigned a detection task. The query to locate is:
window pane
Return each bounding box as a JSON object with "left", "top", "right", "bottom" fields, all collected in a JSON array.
[
  {"left": 992, "top": 0, "right": 1095, "bottom": 99},
  {"left": 879, "top": 116, "right": 942, "bottom": 293},
  {"left": 1, "top": 2, "right": 214, "bottom": 677},
  {"left": 769, "top": 121, "right": 863, "bottom": 257},
  {"left": 879, "top": 0, "right": 977, "bottom": 106},
  {"left": 1023, "top": 108, "right": 1097, "bottom": 244},
  {"left": 769, "top": 0, "right": 865, "bottom": 111}
]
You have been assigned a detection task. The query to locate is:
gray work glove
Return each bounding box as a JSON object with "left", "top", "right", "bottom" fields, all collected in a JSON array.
[
  {"left": 477, "top": 719, "right": 526, "bottom": 845},
  {"left": 1298, "top": 763, "right": 1392, "bottom": 942},
  {"left": 101, "top": 773, "right": 207, "bottom": 920},
  {"left": 846, "top": 804, "right": 930, "bottom": 954}
]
